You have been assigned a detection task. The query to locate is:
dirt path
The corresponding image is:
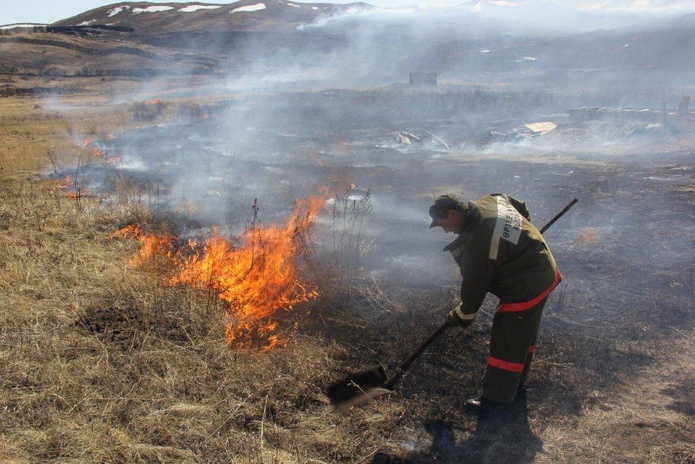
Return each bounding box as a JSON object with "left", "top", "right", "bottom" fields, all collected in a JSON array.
[{"left": 537, "top": 328, "right": 695, "bottom": 463}]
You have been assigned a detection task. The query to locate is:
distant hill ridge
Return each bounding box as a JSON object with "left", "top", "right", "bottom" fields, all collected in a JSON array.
[
  {"left": 2, "top": 1, "right": 694, "bottom": 90},
  {"left": 52, "top": 1, "right": 374, "bottom": 34}
]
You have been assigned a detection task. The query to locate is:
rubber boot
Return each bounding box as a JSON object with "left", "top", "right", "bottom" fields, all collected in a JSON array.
[{"left": 464, "top": 396, "right": 502, "bottom": 414}]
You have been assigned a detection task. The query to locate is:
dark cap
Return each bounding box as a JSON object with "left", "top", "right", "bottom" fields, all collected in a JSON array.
[{"left": 428, "top": 194, "right": 463, "bottom": 228}]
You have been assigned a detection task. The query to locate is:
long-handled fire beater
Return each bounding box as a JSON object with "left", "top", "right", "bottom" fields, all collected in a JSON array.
[{"left": 327, "top": 198, "right": 578, "bottom": 411}]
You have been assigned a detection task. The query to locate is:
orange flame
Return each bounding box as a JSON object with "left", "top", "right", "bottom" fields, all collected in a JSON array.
[
  {"left": 61, "top": 176, "right": 76, "bottom": 198},
  {"left": 175, "top": 198, "right": 198, "bottom": 215},
  {"left": 119, "top": 194, "right": 327, "bottom": 351},
  {"left": 61, "top": 175, "right": 72, "bottom": 189},
  {"left": 114, "top": 225, "right": 176, "bottom": 267},
  {"left": 108, "top": 155, "right": 123, "bottom": 165},
  {"left": 60, "top": 175, "right": 90, "bottom": 198}
]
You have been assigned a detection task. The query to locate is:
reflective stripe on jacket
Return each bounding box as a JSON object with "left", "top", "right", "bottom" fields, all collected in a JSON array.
[{"left": 445, "top": 193, "right": 560, "bottom": 319}]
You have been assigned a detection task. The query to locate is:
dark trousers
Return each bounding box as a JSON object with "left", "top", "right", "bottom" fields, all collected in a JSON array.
[{"left": 482, "top": 298, "right": 547, "bottom": 403}]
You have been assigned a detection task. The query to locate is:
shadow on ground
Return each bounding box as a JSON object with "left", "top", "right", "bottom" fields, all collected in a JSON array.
[{"left": 372, "top": 391, "right": 543, "bottom": 463}]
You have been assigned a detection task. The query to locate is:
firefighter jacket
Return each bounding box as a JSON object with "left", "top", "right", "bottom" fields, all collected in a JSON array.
[{"left": 445, "top": 193, "right": 560, "bottom": 324}]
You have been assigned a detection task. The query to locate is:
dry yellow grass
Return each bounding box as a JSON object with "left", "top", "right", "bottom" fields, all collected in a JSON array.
[
  {"left": 537, "top": 330, "right": 695, "bottom": 463},
  {"left": 0, "top": 93, "right": 134, "bottom": 176}
]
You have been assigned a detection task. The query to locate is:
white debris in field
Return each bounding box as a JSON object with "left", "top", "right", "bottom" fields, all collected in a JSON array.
[
  {"left": 396, "top": 132, "right": 419, "bottom": 145},
  {"left": 231, "top": 4, "right": 267, "bottom": 13},
  {"left": 524, "top": 122, "right": 557, "bottom": 135}
]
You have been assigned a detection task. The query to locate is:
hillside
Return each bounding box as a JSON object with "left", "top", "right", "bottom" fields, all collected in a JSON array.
[
  {"left": 2, "top": 2, "right": 695, "bottom": 94},
  {"left": 52, "top": 1, "right": 373, "bottom": 33}
]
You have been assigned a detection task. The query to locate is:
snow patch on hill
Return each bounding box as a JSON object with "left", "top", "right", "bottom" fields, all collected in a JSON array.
[
  {"left": 108, "top": 6, "right": 130, "bottom": 18},
  {"left": 132, "top": 6, "right": 175, "bottom": 14},
  {"left": 179, "top": 5, "right": 223, "bottom": 13},
  {"left": 0, "top": 23, "right": 44, "bottom": 29},
  {"left": 231, "top": 4, "right": 268, "bottom": 14}
]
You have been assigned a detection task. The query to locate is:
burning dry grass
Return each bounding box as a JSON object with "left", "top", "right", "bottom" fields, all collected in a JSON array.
[
  {"left": 115, "top": 194, "right": 328, "bottom": 352},
  {"left": 0, "top": 95, "right": 406, "bottom": 462},
  {"left": 0, "top": 174, "right": 400, "bottom": 462}
]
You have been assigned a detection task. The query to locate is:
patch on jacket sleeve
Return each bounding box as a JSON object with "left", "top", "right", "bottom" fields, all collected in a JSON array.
[
  {"left": 448, "top": 243, "right": 465, "bottom": 260},
  {"left": 489, "top": 195, "right": 522, "bottom": 260},
  {"left": 444, "top": 235, "right": 466, "bottom": 261}
]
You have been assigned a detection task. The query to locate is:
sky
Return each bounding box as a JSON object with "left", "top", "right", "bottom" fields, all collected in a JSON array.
[{"left": 1, "top": 0, "right": 693, "bottom": 25}]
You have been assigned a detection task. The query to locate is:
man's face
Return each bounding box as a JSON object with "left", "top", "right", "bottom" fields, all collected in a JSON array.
[{"left": 435, "top": 209, "right": 464, "bottom": 234}]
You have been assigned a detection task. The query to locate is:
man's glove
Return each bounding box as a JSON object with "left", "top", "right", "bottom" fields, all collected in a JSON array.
[{"left": 447, "top": 303, "right": 474, "bottom": 328}]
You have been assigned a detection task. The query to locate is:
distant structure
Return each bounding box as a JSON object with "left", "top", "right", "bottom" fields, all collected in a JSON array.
[
  {"left": 409, "top": 72, "right": 437, "bottom": 87},
  {"left": 678, "top": 96, "right": 690, "bottom": 116}
]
